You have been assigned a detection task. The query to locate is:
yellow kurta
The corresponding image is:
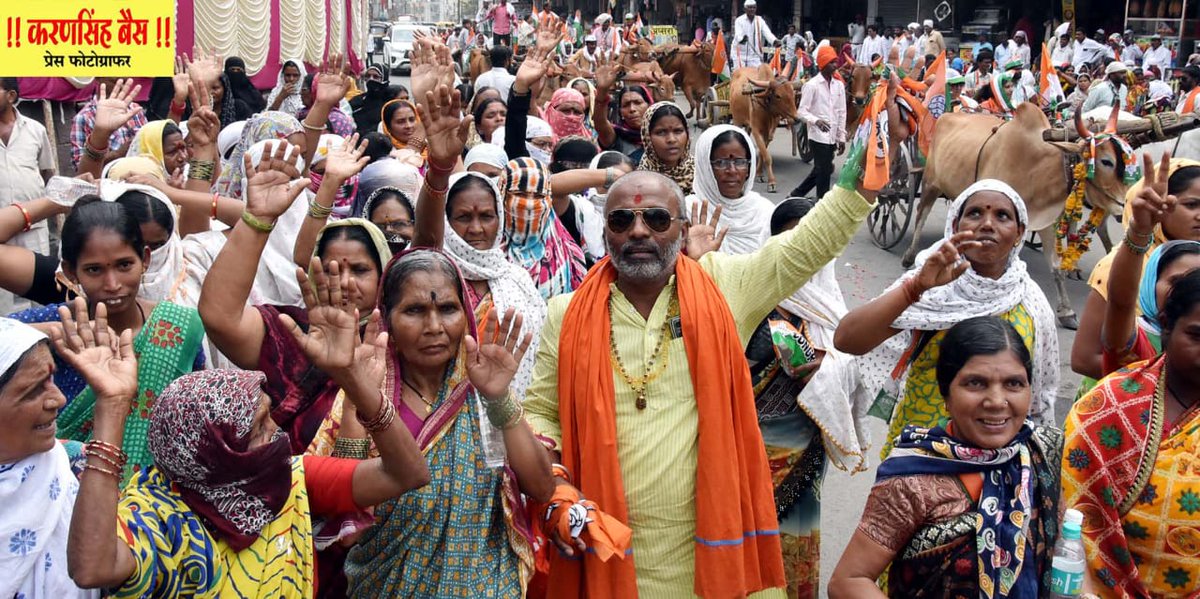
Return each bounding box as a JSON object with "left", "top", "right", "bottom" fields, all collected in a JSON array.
[{"left": 525, "top": 186, "right": 874, "bottom": 598}]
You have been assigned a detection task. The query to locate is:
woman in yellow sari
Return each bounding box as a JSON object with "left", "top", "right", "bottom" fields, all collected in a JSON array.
[{"left": 1061, "top": 268, "right": 1200, "bottom": 597}]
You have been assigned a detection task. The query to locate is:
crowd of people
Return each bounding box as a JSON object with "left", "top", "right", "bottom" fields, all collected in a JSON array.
[{"left": 2, "top": 4, "right": 1200, "bottom": 599}]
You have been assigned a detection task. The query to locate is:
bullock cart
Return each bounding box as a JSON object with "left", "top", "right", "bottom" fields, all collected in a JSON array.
[{"left": 866, "top": 136, "right": 922, "bottom": 249}]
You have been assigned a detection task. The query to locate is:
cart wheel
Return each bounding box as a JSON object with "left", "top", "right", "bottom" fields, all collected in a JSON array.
[
  {"left": 798, "top": 125, "right": 813, "bottom": 164},
  {"left": 868, "top": 146, "right": 916, "bottom": 250}
]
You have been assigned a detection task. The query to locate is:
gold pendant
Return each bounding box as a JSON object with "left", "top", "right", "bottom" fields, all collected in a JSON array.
[
  {"left": 636, "top": 392, "right": 646, "bottom": 410},
  {"left": 426, "top": 404, "right": 433, "bottom": 414}
]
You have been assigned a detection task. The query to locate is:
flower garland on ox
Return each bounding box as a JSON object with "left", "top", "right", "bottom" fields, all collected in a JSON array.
[{"left": 1054, "top": 132, "right": 1140, "bottom": 272}]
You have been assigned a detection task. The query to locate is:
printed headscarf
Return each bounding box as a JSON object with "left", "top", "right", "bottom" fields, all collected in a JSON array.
[
  {"left": 361, "top": 186, "right": 415, "bottom": 251},
  {"left": 860, "top": 179, "right": 1059, "bottom": 426},
  {"left": 126, "top": 119, "right": 172, "bottom": 173},
  {"left": 265, "top": 59, "right": 308, "bottom": 117},
  {"left": 148, "top": 370, "right": 292, "bottom": 552},
  {"left": 544, "top": 88, "right": 589, "bottom": 141},
  {"left": 214, "top": 111, "right": 303, "bottom": 198},
  {"left": 215, "top": 72, "right": 240, "bottom": 128},
  {"left": 990, "top": 72, "right": 1016, "bottom": 112},
  {"left": 565, "top": 77, "right": 597, "bottom": 132},
  {"left": 637, "top": 102, "right": 696, "bottom": 194},
  {"left": 443, "top": 171, "right": 546, "bottom": 396},
  {"left": 499, "top": 157, "right": 586, "bottom": 299}
]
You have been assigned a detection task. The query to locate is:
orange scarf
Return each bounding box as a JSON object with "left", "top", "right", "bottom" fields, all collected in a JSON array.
[
  {"left": 1182, "top": 87, "right": 1200, "bottom": 114},
  {"left": 551, "top": 256, "right": 785, "bottom": 598}
]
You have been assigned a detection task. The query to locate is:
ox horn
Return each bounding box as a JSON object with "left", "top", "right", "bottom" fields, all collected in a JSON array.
[
  {"left": 1105, "top": 101, "right": 1120, "bottom": 134},
  {"left": 1074, "top": 108, "right": 1091, "bottom": 139},
  {"left": 747, "top": 77, "right": 771, "bottom": 89}
]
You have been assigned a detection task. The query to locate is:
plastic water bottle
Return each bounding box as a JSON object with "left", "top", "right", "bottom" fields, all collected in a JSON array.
[
  {"left": 476, "top": 394, "right": 507, "bottom": 468},
  {"left": 1049, "top": 508, "right": 1087, "bottom": 598}
]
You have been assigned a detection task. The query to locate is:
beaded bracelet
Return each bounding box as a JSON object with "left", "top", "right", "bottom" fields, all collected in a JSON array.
[
  {"left": 83, "top": 140, "right": 105, "bottom": 162},
  {"left": 13, "top": 203, "right": 32, "bottom": 232},
  {"left": 1123, "top": 230, "right": 1154, "bottom": 255},
  {"left": 332, "top": 437, "right": 372, "bottom": 460},
  {"left": 241, "top": 211, "right": 276, "bottom": 233},
  {"left": 355, "top": 391, "right": 396, "bottom": 433},
  {"left": 307, "top": 197, "right": 334, "bottom": 219}
]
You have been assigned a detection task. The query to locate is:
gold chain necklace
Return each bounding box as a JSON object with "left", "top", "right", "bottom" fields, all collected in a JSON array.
[{"left": 609, "top": 293, "right": 678, "bottom": 410}]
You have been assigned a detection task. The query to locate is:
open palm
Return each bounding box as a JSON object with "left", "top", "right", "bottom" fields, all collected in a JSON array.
[
  {"left": 465, "top": 308, "right": 532, "bottom": 401},
  {"left": 94, "top": 79, "right": 143, "bottom": 134},
  {"left": 411, "top": 37, "right": 456, "bottom": 113},
  {"left": 686, "top": 201, "right": 727, "bottom": 258},
  {"left": 244, "top": 141, "right": 307, "bottom": 219},
  {"left": 282, "top": 259, "right": 360, "bottom": 374},
  {"left": 417, "top": 84, "right": 469, "bottom": 166},
  {"left": 51, "top": 299, "right": 138, "bottom": 405}
]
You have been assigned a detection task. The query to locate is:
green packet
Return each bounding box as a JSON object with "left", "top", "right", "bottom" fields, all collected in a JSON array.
[{"left": 768, "top": 318, "right": 818, "bottom": 378}]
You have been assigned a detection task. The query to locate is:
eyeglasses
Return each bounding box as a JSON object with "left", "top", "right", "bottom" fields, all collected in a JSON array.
[
  {"left": 606, "top": 207, "right": 682, "bottom": 233},
  {"left": 710, "top": 158, "right": 751, "bottom": 171},
  {"left": 376, "top": 218, "right": 413, "bottom": 232}
]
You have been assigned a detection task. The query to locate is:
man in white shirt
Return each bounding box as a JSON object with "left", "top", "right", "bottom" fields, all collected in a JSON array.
[
  {"left": 792, "top": 45, "right": 846, "bottom": 198},
  {"left": 1009, "top": 31, "right": 1031, "bottom": 68},
  {"left": 857, "top": 24, "right": 889, "bottom": 64},
  {"left": 895, "top": 25, "right": 913, "bottom": 59},
  {"left": 782, "top": 24, "right": 804, "bottom": 66},
  {"left": 474, "top": 45, "right": 516, "bottom": 101},
  {"left": 1082, "top": 61, "right": 1129, "bottom": 113},
  {"left": 1051, "top": 26, "right": 1074, "bottom": 67},
  {"left": 732, "top": 0, "right": 776, "bottom": 69},
  {"left": 1143, "top": 34, "right": 1173, "bottom": 74},
  {"left": 1074, "top": 31, "right": 1112, "bottom": 71},
  {"left": 848, "top": 15, "right": 865, "bottom": 56},
  {"left": 1123, "top": 29, "right": 1145, "bottom": 65},
  {"left": 1176, "top": 64, "right": 1200, "bottom": 114},
  {"left": 0, "top": 78, "right": 55, "bottom": 313},
  {"left": 592, "top": 13, "right": 622, "bottom": 58}
]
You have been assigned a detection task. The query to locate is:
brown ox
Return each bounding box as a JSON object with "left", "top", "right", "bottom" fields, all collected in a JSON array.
[
  {"left": 730, "top": 65, "right": 796, "bottom": 192},
  {"left": 468, "top": 48, "right": 489, "bottom": 83},
  {"left": 657, "top": 43, "right": 715, "bottom": 119},
  {"left": 616, "top": 39, "right": 675, "bottom": 101},
  {"left": 905, "top": 103, "right": 1131, "bottom": 328},
  {"left": 844, "top": 63, "right": 874, "bottom": 132}
]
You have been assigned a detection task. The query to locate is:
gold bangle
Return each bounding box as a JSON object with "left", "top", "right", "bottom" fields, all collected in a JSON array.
[
  {"left": 301, "top": 120, "right": 327, "bottom": 132},
  {"left": 332, "top": 437, "right": 372, "bottom": 459},
  {"left": 240, "top": 211, "right": 276, "bottom": 233},
  {"left": 307, "top": 197, "right": 334, "bottom": 219}
]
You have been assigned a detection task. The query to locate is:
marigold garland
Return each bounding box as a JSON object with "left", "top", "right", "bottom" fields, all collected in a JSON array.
[{"left": 1055, "top": 159, "right": 1107, "bottom": 272}]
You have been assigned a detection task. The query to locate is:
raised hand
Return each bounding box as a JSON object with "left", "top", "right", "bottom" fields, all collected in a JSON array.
[
  {"left": 410, "top": 36, "right": 457, "bottom": 115},
  {"left": 1130, "top": 152, "right": 1176, "bottom": 238},
  {"left": 50, "top": 298, "right": 138, "bottom": 406},
  {"left": 416, "top": 83, "right": 470, "bottom": 166},
  {"left": 594, "top": 53, "right": 621, "bottom": 92},
  {"left": 185, "top": 47, "right": 224, "bottom": 90},
  {"left": 280, "top": 258, "right": 361, "bottom": 375},
  {"left": 914, "top": 231, "right": 979, "bottom": 292},
  {"left": 534, "top": 12, "right": 565, "bottom": 55},
  {"left": 464, "top": 307, "right": 533, "bottom": 402},
  {"left": 185, "top": 82, "right": 220, "bottom": 148},
  {"left": 315, "top": 54, "right": 353, "bottom": 108},
  {"left": 322, "top": 134, "right": 371, "bottom": 184},
  {"left": 685, "top": 201, "right": 727, "bottom": 259},
  {"left": 516, "top": 30, "right": 561, "bottom": 93},
  {"left": 243, "top": 140, "right": 308, "bottom": 221},
  {"left": 93, "top": 79, "right": 144, "bottom": 137},
  {"left": 172, "top": 56, "right": 191, "bottom": 103}
]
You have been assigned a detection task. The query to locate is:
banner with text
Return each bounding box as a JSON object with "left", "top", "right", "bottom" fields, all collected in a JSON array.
[{"left": 2, "top": 0, "right": 174, "bottom": 76}]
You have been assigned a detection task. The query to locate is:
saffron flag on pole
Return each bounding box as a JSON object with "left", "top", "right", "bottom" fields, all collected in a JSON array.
[
  {"left": 712, "top": 30, "right": 730, "bottom": 81},
  {"left": 918, "top": 51, "right": 946, "bottom": 158},
  {"left": 1040, "top": 43, "right": 1066, "bottom": 108},
  {"left": 853, "top": 81, "right": 892, "bottom": 191},
  {"left": 770, "top": 47, "right": 783, "bottom": 75}
]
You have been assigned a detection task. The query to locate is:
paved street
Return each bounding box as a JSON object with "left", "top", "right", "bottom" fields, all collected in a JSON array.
[{"left": 396, "top": 73, "right": 1105, "bottom": 595}]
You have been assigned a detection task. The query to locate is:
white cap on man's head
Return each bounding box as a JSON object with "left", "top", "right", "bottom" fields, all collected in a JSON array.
[
  {"left": 923, "top": 19, "right": 933, "bottom": 27},
  {"left": 744, "top": 0, "right": 757, "bottom": 7},
  {"left": 624, "top": 12, "right": 634, "bottom": 19},
  {"left": 1105, "top": 61, "right": 1128, "bottom": 75},
  {"left": 585, "top": 34, "right": 596, "bottom": 42}
]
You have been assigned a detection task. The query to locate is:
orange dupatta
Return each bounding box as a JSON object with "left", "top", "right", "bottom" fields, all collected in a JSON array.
[
  {"left": 1182, "top": 88, "right": 1200, "bottom": 114},
  {"left": 550, "top": 255, "right": 785, "bottom": 598}
]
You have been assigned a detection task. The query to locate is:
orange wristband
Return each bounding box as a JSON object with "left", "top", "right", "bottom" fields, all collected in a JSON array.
[{"left": 211, "top": 193, "right": 220, "bottom": 219}]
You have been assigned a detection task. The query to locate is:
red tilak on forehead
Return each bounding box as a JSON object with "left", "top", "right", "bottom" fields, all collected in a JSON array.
[{"left": 634, "top": 193, "right": 643, "bottom": 204}]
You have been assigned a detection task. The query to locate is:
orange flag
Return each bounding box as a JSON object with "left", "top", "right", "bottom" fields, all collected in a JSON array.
[
  {"left": 769, "top": 47, "right": 782, "bottom": 75},
  {"left": 853, "top": 84, "right": 891, "bottom": 191},
  {"left": 1039, "top": 43, "right": 1065, "bottom": 107},
  {"left": 712, "top": 30, "right": 728, "bottom": 77},
  {"left": 918, "top": 51, "right": 946, "bottom": 157}
]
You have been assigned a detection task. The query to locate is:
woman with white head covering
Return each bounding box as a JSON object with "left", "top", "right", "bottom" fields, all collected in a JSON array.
[
  {"left": 464, "top": 142, "right": 509, "bottom": 178},
  {"left": 0, "top": 317, "right": 98, "bottom": 599},
  {"left": 266, "top": 59, "right": 307, "bottom": 117},
  {"left": 97, "top": 181, "right": 184, "bottom": 302},
  {"left": 494, "top": 116, "right": 555, "bottom": 165},
  {"left": 836, "top": 179, "right": 1059, "bottom": 458},
  {"left": 685, "top": 124, "right": 775, "bottom": 254},
  {"left": 353, "top": 158, "right": 423, "bottom": 217}
]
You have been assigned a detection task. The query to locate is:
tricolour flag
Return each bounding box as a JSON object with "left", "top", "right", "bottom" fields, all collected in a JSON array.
[
  {"left": 1040, "top": 43, "right": 1066, "bottom": 108},
  {"left": 712, "top": 30, "right": 730, "bottom": 81},
  {"left": 918, "top": 51, "right": 946, "bottom": 158}
]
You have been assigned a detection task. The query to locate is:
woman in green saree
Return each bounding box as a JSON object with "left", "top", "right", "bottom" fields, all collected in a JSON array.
[{"left": 9, "top": 192, "right": 204, "bottom": 479}]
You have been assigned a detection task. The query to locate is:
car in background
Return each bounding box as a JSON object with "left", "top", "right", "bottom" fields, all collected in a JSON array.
[{"left": 387, "top": 23, "right": 432, "bottom": 75}]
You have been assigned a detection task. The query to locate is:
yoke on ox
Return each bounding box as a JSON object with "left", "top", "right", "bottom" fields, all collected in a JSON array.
[{"left": 904, "top": 102, "right": 1198, "bottom": 329}]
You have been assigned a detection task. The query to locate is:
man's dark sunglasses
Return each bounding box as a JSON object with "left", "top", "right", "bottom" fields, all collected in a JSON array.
[{"left": 606, "top": 207, "right": 683, "bottom": 233}]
